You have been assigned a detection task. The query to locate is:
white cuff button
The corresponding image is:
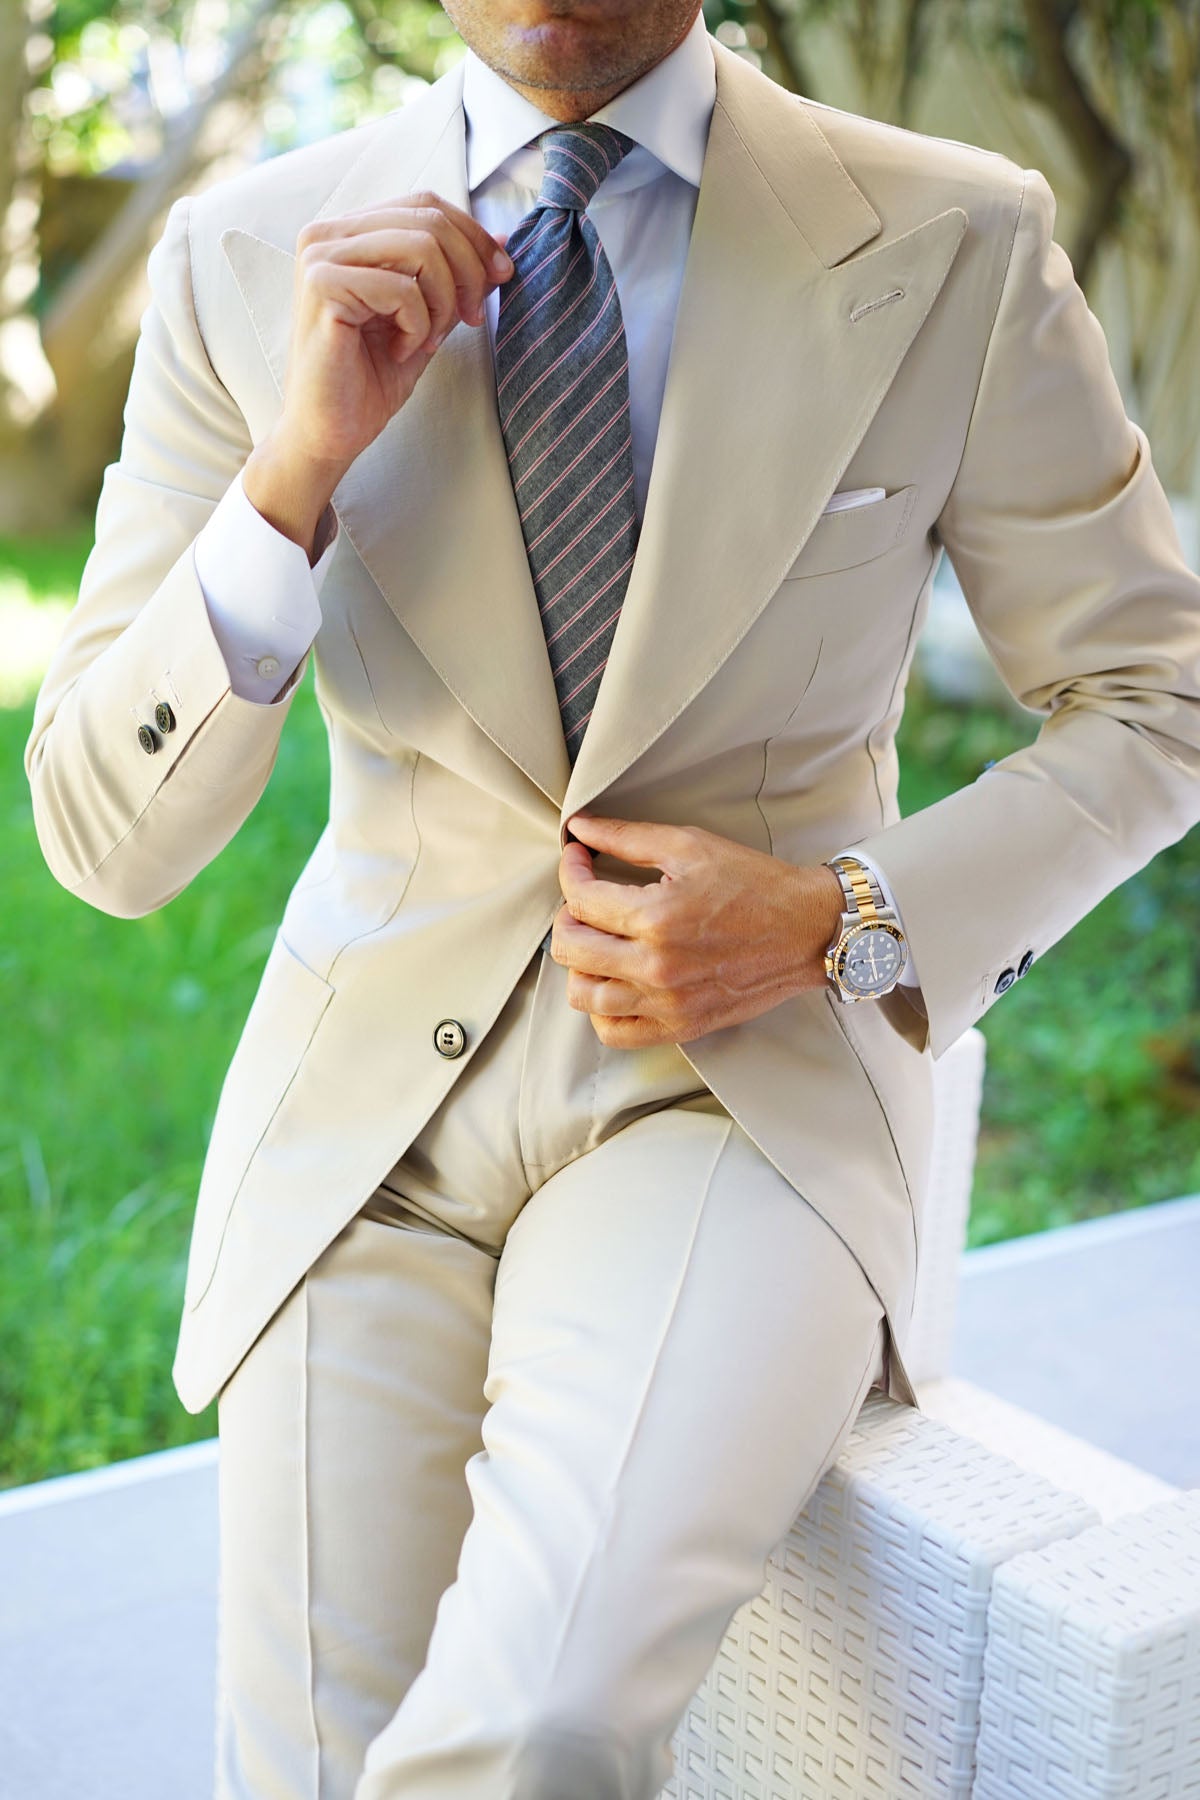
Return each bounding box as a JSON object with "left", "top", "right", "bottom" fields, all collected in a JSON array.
[{"left": 255, "top": 656, "right": 280, "bottom": 679}]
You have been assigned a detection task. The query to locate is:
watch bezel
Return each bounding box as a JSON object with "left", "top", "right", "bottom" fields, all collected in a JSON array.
[{"left": 827, "top": 916, "right": 909, "bottom": 998}]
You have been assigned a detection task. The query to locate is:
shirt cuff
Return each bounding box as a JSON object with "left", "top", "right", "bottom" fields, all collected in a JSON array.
[
  {"left": 193, "top": 467, "right": 339, "bottom": 705},
  {"left": 829, "top": 846, "right": 922, "bottom": 989}
]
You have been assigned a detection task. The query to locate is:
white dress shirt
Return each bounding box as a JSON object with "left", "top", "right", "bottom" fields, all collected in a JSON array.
[{"left": 191, "top": 8, "right": 920, "bottom": 988}]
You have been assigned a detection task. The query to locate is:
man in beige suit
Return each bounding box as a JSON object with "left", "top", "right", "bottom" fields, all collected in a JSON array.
[{"left": 24, "top": 0, "right": 1200, "bottom": 1793}]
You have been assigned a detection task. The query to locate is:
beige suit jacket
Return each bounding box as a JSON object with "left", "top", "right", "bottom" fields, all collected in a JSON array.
[{"left": 24, "top": 38, "right": 1200, "bottom": 1416}]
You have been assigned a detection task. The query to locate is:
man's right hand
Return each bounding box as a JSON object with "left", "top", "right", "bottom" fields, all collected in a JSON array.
[{"left": 242, "top": 192, "right": 514, "bottom": 560}]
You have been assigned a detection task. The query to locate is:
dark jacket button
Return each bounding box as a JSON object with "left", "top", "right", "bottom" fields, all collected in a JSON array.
[
  {"left": 155, "top": 701, "right": 176, "bottom": 733},
  {"left": 137, "top": 723, "right": 158, "bottom": 754},
  {"left": 433, "top": 1019, "right": 467, "bottom": 1058},
  {"left": 994, "top": 967, "right": 1016, "bottom": 995},
  {"left": 1017, "top": 950, "right": 1034, "bottom": 978}
]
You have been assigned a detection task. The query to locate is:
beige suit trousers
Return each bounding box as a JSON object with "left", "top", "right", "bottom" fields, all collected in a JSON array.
[{"left": 214, "top": 941, "right": 889, "bottom": 1800}]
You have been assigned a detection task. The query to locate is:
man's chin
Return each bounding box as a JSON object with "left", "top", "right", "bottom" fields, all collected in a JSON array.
[
  {"left": 503, "top": 31, "right": 618, "bottom": 71},
  {"left": 496, "top": 10, "right": 643, "bottom": 89}
]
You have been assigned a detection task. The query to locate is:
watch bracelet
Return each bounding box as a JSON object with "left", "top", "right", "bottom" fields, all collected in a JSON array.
[
  {"left": 821, "top": 856, "right": 910, "bottom": 1002},
  {"left": 825, "top": 855, "right": 887, "bottom": 920}
]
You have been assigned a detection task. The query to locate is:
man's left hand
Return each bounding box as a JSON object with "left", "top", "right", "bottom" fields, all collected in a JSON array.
[{"left": 552, "top": 813, "right": 846, "bottom": 1048}]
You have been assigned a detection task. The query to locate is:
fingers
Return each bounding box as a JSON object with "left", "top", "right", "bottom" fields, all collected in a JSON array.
[
  {"left": 295, "top": 192, "right": 514, "bottom": 342},
  {"left": 303, "top": 262, "right": 433, "bottom": 358},
  {"left": 566, "top": 968, "right": 644, "bottom": 1016},
  {"left": 565, "top": 813, "right": 696, "bottom": 870},
  {"left": 558, "top": 842, "right": 658, "bottom": 940},
  {"left": 302, "top": 231, "right": 453, "bottom": 340},
  {"left": 588, "top": 1014, "right": 673, "bottom": 1048},
  {"left": 296, "top": 191, "right": 508, "bottom": 283},
  {"left": 553, "top": 906, "right": 641, "bottom": 978}
]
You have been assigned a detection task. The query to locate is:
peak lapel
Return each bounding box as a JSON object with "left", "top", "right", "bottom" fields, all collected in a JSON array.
[
  {"left": 220, "top": 60, "right": 572, "bottom": 809},
  {"left": 560, "top": 40, "right": 967, "bottom": 826},
  {"left": 221, "top": 41, "right": 967, "bottom": 828}
]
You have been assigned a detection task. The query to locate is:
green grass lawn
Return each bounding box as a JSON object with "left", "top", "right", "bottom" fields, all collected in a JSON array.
[{"left": 3, "top": 541, "right": 1199, "bottom": 1487}]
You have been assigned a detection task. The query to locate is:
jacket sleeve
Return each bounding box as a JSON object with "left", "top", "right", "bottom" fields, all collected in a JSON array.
[
  {"left": 845, "top": 165, "right": 1200, "bottom": 1061},
  {"left": 23, "top": 193, "right": 314, "bottom": 918}
]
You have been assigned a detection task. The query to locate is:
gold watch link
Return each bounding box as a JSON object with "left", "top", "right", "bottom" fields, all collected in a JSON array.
[{"left": 838, "top": 859, "right": 880, "bottom": 923}]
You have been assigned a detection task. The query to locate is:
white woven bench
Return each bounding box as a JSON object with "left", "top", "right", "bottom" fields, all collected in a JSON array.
[
  {"left": 663, "top": 1393, "right": 1100, "bottom": 1798},
  {"left": 974, "top": 1490, "right": 1200, "bottom": 1800},
  {"left": 659, "top": 1029, "right": 1200, "bottom": 1799}
]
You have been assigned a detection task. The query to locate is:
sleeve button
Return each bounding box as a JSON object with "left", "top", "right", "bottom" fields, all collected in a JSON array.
[
  {"left": 994, "top": 967, "right": 1016, "bottom": 995},
  {"left": 1017, "top": 950, "right": 1034, "bottom": 978},
  {"left": 154, "top": 701, "right": 175, "bottom": 733},
  {"left": 256, "top": 655, "right": 280, "bottom": 679},
  {"left": 137, "top": 723, "right": 158, "bottom": 755}
]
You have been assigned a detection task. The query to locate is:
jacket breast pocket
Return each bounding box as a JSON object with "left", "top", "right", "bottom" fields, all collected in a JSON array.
[{"left": 779, "top": 484, "right": 920, "bottom": 582}]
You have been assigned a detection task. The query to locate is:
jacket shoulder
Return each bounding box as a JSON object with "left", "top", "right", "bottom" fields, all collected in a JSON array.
[{"left": 797, "top": 95, "right": 1028, "bottom": 236}]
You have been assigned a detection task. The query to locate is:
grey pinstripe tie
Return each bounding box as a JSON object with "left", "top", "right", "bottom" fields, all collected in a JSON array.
[{"left": 495, "top": 121, "right": 640, "bottom": 767}]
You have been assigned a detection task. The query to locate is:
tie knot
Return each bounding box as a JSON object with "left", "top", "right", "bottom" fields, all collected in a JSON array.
[{"left": 535, "top": 122, "right": 637, "bottom": 212}]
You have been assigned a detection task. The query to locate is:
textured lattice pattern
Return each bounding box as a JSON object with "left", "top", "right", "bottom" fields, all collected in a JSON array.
[
  {"left": 906, "top": 1028, "right": 986, "bottom": 1386},
  {"left": 660, "top": 1392, "right": 1098, "bottom": 1799},
  {"left": 973, "top": 1490, "right": 1200, "bottom": 1799},
  {"left": 914, "top": 1376, "right": 1179, "bottom": 1525}
]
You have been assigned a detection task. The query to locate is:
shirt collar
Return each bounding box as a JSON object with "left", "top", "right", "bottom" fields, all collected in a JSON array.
[{"left": 461, "top": 7, "right": 716, "bottom": 194}]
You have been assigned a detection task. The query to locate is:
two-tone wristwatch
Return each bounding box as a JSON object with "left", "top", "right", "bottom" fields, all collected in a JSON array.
[{"left": 822, "top": 855, "right": 910, "bottom": 1003}]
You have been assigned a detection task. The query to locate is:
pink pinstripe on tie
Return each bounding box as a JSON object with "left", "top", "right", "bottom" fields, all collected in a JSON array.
[{"left": 494, "top": 121, "right": 639, "bottom": 761}]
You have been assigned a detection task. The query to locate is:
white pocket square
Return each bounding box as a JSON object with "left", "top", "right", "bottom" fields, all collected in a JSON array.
[{"left": 821, "top": 486, "right": 887, "bottom": 514}]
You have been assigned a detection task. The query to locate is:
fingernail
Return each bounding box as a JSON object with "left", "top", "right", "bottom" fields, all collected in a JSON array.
[{"left": 492, "top": 249, "right": 513, "bottom": 276}]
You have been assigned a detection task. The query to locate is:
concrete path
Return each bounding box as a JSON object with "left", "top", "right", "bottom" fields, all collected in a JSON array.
[
  {"left": 951, "top": 1190, "right": 1200, "bottom": 1489},
  {"left": 0, "top": 1441, "right": 218, "bottom": 1800}
]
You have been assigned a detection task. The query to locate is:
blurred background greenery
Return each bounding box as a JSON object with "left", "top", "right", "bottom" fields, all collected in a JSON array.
[{"left": 2, "top": 0, "right": 1198, "bottom": 1485}]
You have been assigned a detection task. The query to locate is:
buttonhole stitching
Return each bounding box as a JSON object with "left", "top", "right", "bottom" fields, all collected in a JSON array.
[{"left": 850, "top": 287, "right": 905, "bottom": 322}]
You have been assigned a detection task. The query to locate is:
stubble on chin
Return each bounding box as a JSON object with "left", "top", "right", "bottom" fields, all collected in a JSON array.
[{"left": 446, "top": 1, "right": 689, "bottom": 100}]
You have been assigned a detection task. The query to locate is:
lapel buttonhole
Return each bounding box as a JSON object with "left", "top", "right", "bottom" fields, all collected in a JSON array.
[{"left": 849, "top": 287, "right": 906, "bottom": 323}]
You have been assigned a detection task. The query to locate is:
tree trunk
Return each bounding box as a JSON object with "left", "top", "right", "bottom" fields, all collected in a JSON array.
[
  {"left": 1019, "top": 0, "right": 1133, "bottom": 286},
  {"left": 0, "top": 0, "right": 284, "bottom": 532},
  {"left": 0, "top": 0, "right": 47, "bottom": 442},
  {"left": 40, "top": 0, "right": 280, "bottom": 406},
  {"left": 755, "top": 1, "right": 823, "bottom": 100},
  {"left": 0, "top": 0, "right": 30, "bottom": 242}
]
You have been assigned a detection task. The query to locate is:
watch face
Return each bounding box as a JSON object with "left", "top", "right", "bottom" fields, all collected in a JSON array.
[{"left": 841, "top": 922, "right": 905, "bottom": 995}]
